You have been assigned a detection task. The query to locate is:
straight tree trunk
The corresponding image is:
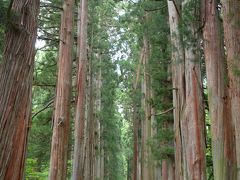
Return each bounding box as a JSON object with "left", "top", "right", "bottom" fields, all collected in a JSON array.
[
  {"left": 49, "top": 0, "right": 74, "bottom": 179},
  {"left": 84, "top": 51, "right": 94, "bottom": 180},
  {"left": 133, "top": 104, "right": 139, "bottom": 180},
  {"left": 168, "top": 159, "right": 175, "bottom": 180},
  {"left": 100, "top": 124, "right": 104, "bottom": 180},
  {"left": 141, "top": 30, "right": 151, "bottom": 180},
  {"left": 167, "top": 0, "right": 186, "bottom": 179},
  {"left": 150, "top": 89, "right": 156, "bottom": 180},
  {"left": 83, "top": 60, "right": 90, "bottom": 180},
  {"left": 162, "top": 160, "right": 168, "bottom": 180},
  {"left": 0, "top": 0, "right": 40, "bottom": 179},
  {"left": 137, "top": 118, "right": 142, "bottom": 180},
  {"left": 72, "top": 0, "right": 88, "bottom": 179},
  {"left": 133, "top": 47, "right": 144, "bottom": 180},
  {"left": 155, "top": 165, "right": 161, "bottom": 180},
  {"left": 203, "top": 0, "right": 236, "bottom": 179},
  {"left": 151, "top": 111, "right": 155, "bottom": 180},
  {"left": 94, "top": 56, "right": 102, "bottom": 179},
  {"left": 182, "top": 0, "right": 206, "bottom": 179},
  {"left": 222, "top": 0, "right": 240, "bottom": 178},
  {"left": 88, "top": 30, "right": 95, "bottom": 180}
]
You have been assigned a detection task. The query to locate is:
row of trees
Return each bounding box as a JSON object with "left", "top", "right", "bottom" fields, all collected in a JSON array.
[
  {"left": 0, "top": 0, "right": 239, "bottom": 179},
  {"left": 0, "top": 0, "right": 125, "bottom": 179},
  {"left": 130, "top": 0, "right": 240, "bottom": 179}
]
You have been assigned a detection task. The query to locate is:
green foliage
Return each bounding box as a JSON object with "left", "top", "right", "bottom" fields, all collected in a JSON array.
[
  {"left": 180, "top": 0, "right": 201, "bottom": 50},
  {"left": 144, "top": 0, "right": 174, "bottom": 162},
  {"left": 88, "top": 1, "right": 131, "bottom": 179},
  {"left": 26, "top": 54, "right": 54, "bottom": 177},
  {"left": 25, "top": 159, "right": 49, "bottom": 180},
  {"left": 232, "top": 62, "right": 240, "bottom": 77},
  {"left": 0, "top": 0, "right": 219, "bottom": 178},
  {"left": 205, "top": 109, "right": 214, "bottom": 179},
  {"left": 0, "top": 0, "right": 8, "bottom": 26},
  {"left": 100, "top": 55, "right": 126, "bottom": 179},
  {"left": 0, "top": 0, "right": 8, "bottom": 62}
]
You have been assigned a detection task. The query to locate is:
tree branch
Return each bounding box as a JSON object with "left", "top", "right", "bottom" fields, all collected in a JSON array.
[
  {"left": 32, "top": 99, "right": 54, "bottom": 119},
  {"left": 154, "top": 107, "right": 175, "bottom": 116}
]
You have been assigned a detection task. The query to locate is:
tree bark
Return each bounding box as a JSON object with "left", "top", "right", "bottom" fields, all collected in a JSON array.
[
  {"left": 84, "top": 49, "right": 94, "bottom": 180},
  {"left": 48, "top": 0, "right": 74, "bottom": 179},
  {"left": 182, "top": 0, "right": 206, "bottom": 179},
  {"left": 100, "top": 124, "right": 104, "bottom": 180},
  {"left": 162, "top": 160, "right": 168, "bottom": 180},
  {"left": 141, "top": 28, "right": 151, "bottom": 180},
  {"left": 0, "top": 0, "right": 39, "bottom": 179},
  {"left": 72, "top": 0, "right": 88, "bottom": 179},
  {"left": 203, "top": 0, "right": 236, "bottom": 179},
  {"left": 84, "top": 66, "right": 90, "bottom": 179},
  {"left": 94, "top": 56, "right": 102, "bottom": 179},
  {"left": 168, "top": 159, "right": 175, "bottom": 180},
  {"left": 167, "top": 0, "right": 186, "bottom": 179},
  {"left": 222, "top": 0, "right": 240, "bottom": 178},
  {"left": 133, "top": 46, "right": 144, "bottom": 180}
]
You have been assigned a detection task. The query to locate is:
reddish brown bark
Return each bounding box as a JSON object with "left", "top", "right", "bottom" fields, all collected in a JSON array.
[
  {"left": 72, "top": 0, "right": 88, "bottom": 179},
  {"left": 162, "top": 160, "right": 168, "bottom": 180},
  {"left": 167, "top": 0, "right": 186, "bottom": 179},
  {"left": 223, "top": 89, "right": 236, "bottom": 179},
  {"left": 141, "top": 28, "right": 151, "bottom": 180},
  {"left": 182, "top": 0, "right": 206, "bottom": 179},
  {"left": 203, "top": 0, "right": 236, "bottom": 179},
  {"left": 0, "top": 0, "right": 40, "bottom": 179},
  {"left": 48, "top": 0, "right": 74, "bottom": 179},
  {"left": 222, "top": 0, "right": 240, "bottom": 178}
]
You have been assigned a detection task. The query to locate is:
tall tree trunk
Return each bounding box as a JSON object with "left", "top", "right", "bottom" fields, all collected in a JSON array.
[
  {"left": 162, "top": 160, "right": 168, "bottom": 180},
  {"left": 222, "top": 0, "right": 240, "bottom": 178},
  {"left": 133, "top": 46, "right": 144, "bottom": 180},
  {"left": 138, "top": 118, "right": 142, "bottom": 180},
  {"left": 168, "top": 159, "right": 175, "bottom": 180},
  {"left": 203, "top": 0, "right": 236, "bottom": 179},
  {"left": 155, "top": 165, "right": 162, "bottom": 180},
  {"left": 141, "top": 30, "right": 151, "bottom": 180},
  {"left": 94, "top": 56, "right": 102, "bottom": 179},
  {"left": 150, "top": 90, "right": 156, "bottom": 180},
  {"left": 84, "top": 63, "right": 90, "bottom": 179},
  {"left": 85, "top": 50, "right": 94, "bottom": 180},
  {"left": 88, "top": 29, "right": 95, "bottom": 180},
  {"left": 72, "top": 0, "right": 88, "bottom": 179},
  {"left": 100, "top": 124, "right": 104, "bottom": 180},
  {"left": 49, "top": 0, "right": 74, "bottom": 179},
  {"left": 133, "top": 104, "right": 139, "bottom": 180},
  {"left": 167, "top": 0, "right": 186, "bottom": 179},
  {"left": 182, "top": 0, "right": 206, "bottom": 179},
  {"left": 0, "top": 0, "right": 39, "bottom": 179}
]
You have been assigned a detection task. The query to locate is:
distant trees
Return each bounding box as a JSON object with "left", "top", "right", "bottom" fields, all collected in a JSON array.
[
  {"left": 0, "top": 0, "right": 40, "bottom": 179},
  {"left": 0, "top": 0, "right": 240, "bottom": 179}
]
